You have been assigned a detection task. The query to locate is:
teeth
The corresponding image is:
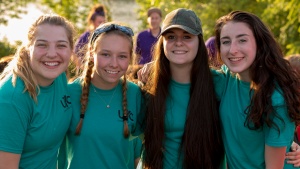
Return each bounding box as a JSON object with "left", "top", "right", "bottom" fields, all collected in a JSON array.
[
  {"left": 106, "top": 70, "right": 118, "bottom": 74},
  {"left": 229, "top": 57, "right": 243, "bottom": 61},
  {"left": 44, "top": 62, "right": 59, "bottom": 66},
  {"left": 173, "top": 50, "right": 186, "bottom": 54}
]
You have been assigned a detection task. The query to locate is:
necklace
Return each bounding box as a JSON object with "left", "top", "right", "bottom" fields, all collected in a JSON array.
[{"left": 92, "top": 85, "right": 118, "bottom": 108}]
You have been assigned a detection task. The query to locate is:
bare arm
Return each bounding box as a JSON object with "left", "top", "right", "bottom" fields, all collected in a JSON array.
[
  {"left": 265, "top": 145, "right": 286, "bottom": 169},
  {"left": 0, "top": 151, "right": 20, "bottom": 169}
]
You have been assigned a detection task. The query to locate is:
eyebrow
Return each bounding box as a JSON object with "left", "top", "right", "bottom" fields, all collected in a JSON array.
[
  {"left": 36, "top": 39, "right": 69, "bottom": 43},
  {"left": 164, "top": 30, "right": 189, "bottom": 34},
  {"left": 221, "top": 33, "right": 249, "bottom": 40}
]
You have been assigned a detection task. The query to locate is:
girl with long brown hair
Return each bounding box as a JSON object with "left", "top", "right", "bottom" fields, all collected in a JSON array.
[
  {"left": 213, "top": 10, "right": 300, "bottom": 168},
  {"left": 137, "top": 8, "right": 225, "bottom": 169}
]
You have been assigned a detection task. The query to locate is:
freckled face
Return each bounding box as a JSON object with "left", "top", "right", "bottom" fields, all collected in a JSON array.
[
  {"left": 28, "top": 24, "right": 72, "bottom": 86},
  {"left": 92, "top": 34, "right": 131, "bottom": 89},
  {"left": 220, "top": 21, "right": 257, "bottom": 81}
]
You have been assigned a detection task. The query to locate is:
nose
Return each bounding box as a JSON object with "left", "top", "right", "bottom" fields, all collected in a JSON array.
[
  {"left": 109, "top": 56, "right": 118, "bottom": 67},
  {"left": 46, "top": 45, "right": 57, "bottom": 58},
  {"left": 229, "top": 41, "right": 238, "bottom": 55},
  {"left": 175, "top": 37, "right": 183, "bottom": 47}
]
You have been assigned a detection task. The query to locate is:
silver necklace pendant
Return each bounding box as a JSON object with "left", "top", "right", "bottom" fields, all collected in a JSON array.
[{"left": 93, "top": 85, "right": 118, "bottom": 109}]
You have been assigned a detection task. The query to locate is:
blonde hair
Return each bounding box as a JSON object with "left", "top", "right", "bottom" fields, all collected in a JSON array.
[
  {"left": 0, "top": 14, "right": 75, "bottom": 102},
  {"left": 75, "top": 22, "right": 134, "bottom": 138}
]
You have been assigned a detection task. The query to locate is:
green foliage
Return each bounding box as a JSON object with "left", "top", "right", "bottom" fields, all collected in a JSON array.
[
  {"left": 135, "top": 0, "right": 299, "bottom": 55},
  {"left": 260, "top": 0, "right": 300, "bottom": 55},
  {"left": 0, "top": 37, "right": 18, "bottom": 58},
  {"left": 39, "top": 0, "right": 112, "bottom": 35},
  {"left": 0, "top": 0, "right": 33, "bottom": 25}
]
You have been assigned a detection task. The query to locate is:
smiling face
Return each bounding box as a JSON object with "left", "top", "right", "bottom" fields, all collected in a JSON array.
[
  {"left": 28, "top": 24, "right": 72, "bottom": 86},
  {"left": 162, "top": 28, "right": 199, "bottom": 68},
  {"left": 92, "top": 33, "right": 131, "bottom": 89},
  {"left": 220, "top": 21, "right": 257, "bottom": 81}
]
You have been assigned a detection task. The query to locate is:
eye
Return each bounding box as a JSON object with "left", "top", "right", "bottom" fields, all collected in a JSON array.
[
  {"left": 36, "top": 43, "right": 47, "bottom": 48},
  {"left": 221, "top": 40, "right": 230, "bottom": 45},
  {"left": 165, "top": 34, "right": 175, "bottom": 40},
  {"left": 100, "top": 53, "right": 110, "bottom": 57},
  {"left": 119, "top": 55, "right": 128, "bottom": 59},
  {"left": 239, "top": 39, "right": 247, "bottom": 43},
  {"left": 57, "top": 44, "right": 68, "bottom": 48},
  {"left": 183, "top": 35, "right": 192, "bottom": 39}
]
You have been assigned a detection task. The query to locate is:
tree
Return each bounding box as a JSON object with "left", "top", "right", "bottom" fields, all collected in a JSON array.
[
  {"left": 0, "top": 0, "right": 34, "bottom": 26},
  {"left": 0, "top": 37, "right": 18, "bottom": 58},
  {"left": 260, "top": 0, "right": 300, "bottom": 55},
  {"left": 135, "top": 0, "right": 299, "bottom": 55}
]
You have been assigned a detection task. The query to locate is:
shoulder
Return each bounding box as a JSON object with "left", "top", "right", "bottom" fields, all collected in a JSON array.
[
  {"left": 0, "top": 76, "right": 32, "bottom": 108},
  {"left": 68, "top": 78, "right": 82, "bottom": 90},
  {"left": 126, "top": 81, "right": 140, "bottom": 91},
  {"left": 137, "top": 29, "right": 150, "bottom": 37},
  {"left": 80, "top": 31, "right": 91, "bottom": 38}
]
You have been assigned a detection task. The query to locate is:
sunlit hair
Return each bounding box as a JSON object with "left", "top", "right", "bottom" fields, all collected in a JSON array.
[
  {"left": 215, "top": 11, "right": 300, "bottom": 131},
  {"left": 0, "top": 14, "right": 75, "bottom": 102},
  {"left": 75, "top": 22, "right": 134, "bottom": 138},
  {"left": 141, "top": 33, "right": 224, "bottom": 168},
  {"left": 286, "top": 54, "right": 300, "bottom": 75}
]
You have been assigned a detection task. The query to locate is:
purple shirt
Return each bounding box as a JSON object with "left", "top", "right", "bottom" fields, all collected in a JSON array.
[
  {"left": 135, "top": 29, "right": 160, "bottom": 64},
  {"left": 74, "top": 31, "right": 91, "bottom": 58}
]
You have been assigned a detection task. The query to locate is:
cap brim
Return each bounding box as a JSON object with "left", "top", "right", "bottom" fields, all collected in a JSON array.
[{"left": 160, "top": 25, "right": 200, "bottom": 36}]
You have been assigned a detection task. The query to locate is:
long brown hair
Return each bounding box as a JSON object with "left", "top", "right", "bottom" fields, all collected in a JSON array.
[
  {"left": 74, "top": 22, "right": 134, "bottom": 138},
  {"left": 215, "top": 11, "right": 300, "bottom": 131},
  {"left": 142, "top": 34, "right": 224, "bottom": 168}
]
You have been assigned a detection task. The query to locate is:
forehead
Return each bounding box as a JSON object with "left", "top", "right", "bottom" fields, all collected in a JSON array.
[
  {"left": 148, "top": 12, "right": 161, "bottom": 18},
  {"left": 96, "top": 33, "right": 132, "bottom": 50},
  {"left": 221, "top": 21, "right": 253, "bottom": 37},
  {"left": 35, "top": 24, "right": 69, "bottom": 42}
]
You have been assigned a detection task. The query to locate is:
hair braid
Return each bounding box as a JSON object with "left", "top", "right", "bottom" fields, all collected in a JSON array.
[
  {"left": 121, "top": 75, "right": 129, "bottom": 138},
  {"left": 75, "top": 52, "right": 94, "bottom": 135}
]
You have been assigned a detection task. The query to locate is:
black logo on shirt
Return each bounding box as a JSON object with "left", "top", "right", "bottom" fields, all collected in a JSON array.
[
  {"left": 60, "top": 95, "right": 71, "bottom": 108},
  {"left": 118, "top": 110, "right": 133, "bottom": 121}
]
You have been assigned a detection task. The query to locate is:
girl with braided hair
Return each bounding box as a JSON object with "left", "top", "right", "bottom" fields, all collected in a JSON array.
[{"left": 59, "top": 22, "right": 142, "bottom": 169}]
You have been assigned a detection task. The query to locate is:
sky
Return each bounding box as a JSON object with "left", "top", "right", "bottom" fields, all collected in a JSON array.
[
  {"left": 0, "top": 4, "right": 44, "bottom": 44},
  {"left": 0, "top": 2, "right": 140, "bottom": 44}
]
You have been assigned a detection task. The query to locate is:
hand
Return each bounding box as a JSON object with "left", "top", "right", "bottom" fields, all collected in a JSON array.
[
  {"left": 137, "top": 62, "right": 153, "bottom": 84},
  {"left": 286, "top": 141, "right": 300, "bottom": 167}
]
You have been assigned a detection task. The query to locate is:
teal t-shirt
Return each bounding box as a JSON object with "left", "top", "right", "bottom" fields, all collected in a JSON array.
[
  {"left": 0, "top": 73, "right": 72, "bottom": 169},
  {"left": 212, "top": 66, "right": 297, "bottom": 169},
  {"left": 61, "top": 79, "right": 142, "bottom": 169},
  {"left": 135, "top": 79, "right": 226, "bottom": 169},
  {"left": 128, "top": 138, "right": 142, "bottom": 169},
  {"left": 163, "top": 80, "right": 190, "bottom": 169}
]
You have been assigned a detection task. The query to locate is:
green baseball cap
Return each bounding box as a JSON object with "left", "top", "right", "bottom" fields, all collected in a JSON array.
[{"left": 161, "top": 8, "right": 202, "bottom": 36}]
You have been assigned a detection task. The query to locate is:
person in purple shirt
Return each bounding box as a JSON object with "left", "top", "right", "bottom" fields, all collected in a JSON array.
[
  {"left": 135, "top": 7, "right": 162, "bottom": 65},
  {"left": 74, "top": 4, "right": 107, "bottom": 74}
]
